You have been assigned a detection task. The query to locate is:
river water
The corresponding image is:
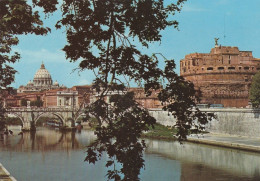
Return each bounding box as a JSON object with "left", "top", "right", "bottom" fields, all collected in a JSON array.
[{"left": 0, "top": 127, "right": 260, "bottom": 181}]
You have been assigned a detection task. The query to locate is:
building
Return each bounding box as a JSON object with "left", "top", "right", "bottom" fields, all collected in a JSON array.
[
  {"left": 180, "top": 44, "right": 260, "bottom": 107},
  {"left": 71, "top": 85, "right": 93, "bottom": 107},
  {"left": 90, "top": 87, "right": 162, "bottom": 109},
  {"left": 57, "top": 89, "right": 78, "bottom": 108},
  {"left": 129, "top": 88, "right": 162, "bottom": 109},
  {"left": 44, "top": 89, "right": 66, "bottom": 107},
  {"left": 7, "top": 61, "right": 163, "bottom": 109},
  {"left": 17, "top": 63, "right": 65, "bottom": 93}
]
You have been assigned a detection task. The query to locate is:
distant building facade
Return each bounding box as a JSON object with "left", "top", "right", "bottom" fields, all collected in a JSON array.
[
  {"left": 71, "top": 85, "right": 92, "bottom": 107},
  {"left": 17, "top": 63, "right": 65, "bottom": 93},
  {"left": 7, "top": 62, "right": 163, "bottom": 109},
  {"left": 129, "top": 88, "right": 162, "bottom": 109},
  {"left": 180, "top": 45, "right": 260, "bottom": 107},
  {"left": 57, "top": 90, "right": 78, "bottom": 108}
]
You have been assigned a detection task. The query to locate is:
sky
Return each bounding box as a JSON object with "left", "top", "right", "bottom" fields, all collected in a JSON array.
[{"left": 10, "top": 0, "right": 260, "bottom": 88}]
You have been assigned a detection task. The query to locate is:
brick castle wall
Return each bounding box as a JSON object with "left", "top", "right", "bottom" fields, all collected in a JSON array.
[{"left": 180, "top": 46, "right": 260, "bottom": 107}]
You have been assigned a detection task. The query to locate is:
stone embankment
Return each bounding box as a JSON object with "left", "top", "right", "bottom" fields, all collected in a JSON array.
[
  {"left": 187, "top": 133, "right": 260, "bottom": 153},
  {"left": 0, "top": 164, "right": 17, "bottom": 181},
  {"left": 149, "top": 108, "right": 260, "bottom": 138},
  {"left": 149, "top": 108, "right": 260, "bottom": 152}
]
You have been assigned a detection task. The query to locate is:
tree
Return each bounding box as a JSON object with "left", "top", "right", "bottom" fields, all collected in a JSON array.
[
  {"left": 1, "top": 0, "right": 213, "bottom": 180},
  {"left": 56, "top": 0, "right": 212, "bottom": 180},
  {"left": 20, "top": 98, "right": 28, "bottom": 107},
  {"left": 0, "top": 0, "right": 58, "bottom": 130},
  {"left": 250, "top": 71, "right": 260, "bottom": 108},
  {"left": 31, "top": 96, "right": 43, "bottom": 107}
]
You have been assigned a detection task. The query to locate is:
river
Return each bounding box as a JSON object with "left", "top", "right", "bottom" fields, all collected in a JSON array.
[{"left": 0, "top": 127, "right": 259, "bottom": 181}]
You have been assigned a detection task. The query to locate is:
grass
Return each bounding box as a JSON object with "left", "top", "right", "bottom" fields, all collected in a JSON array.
[{"left": 142, "top": 123, "right": 178, "bottom": 141}]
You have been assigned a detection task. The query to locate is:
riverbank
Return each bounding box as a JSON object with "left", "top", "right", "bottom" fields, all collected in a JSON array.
[
  {"left": 187, "top": 133, "right": 260, "bottom": 153},
  {"left": 82, "top": 122, "right": 260, "bottom": 153},
  {"left": 0, "top": 163, "right": 17, "bottom": 181},
  {"left": 141, "top": 123, "right": 177, "bottom": 141}
]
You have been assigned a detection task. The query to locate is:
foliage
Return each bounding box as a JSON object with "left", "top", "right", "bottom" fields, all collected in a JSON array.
[
  {"left": 85, "top": 92, "right": 156, "bottom": 180},
  {"left": 250, "top": 71, "right": 260, "bottom": 108},
  {"left": 0, "top": 0, "right": 58, "bottom": 130},
  {"left": 0, "top": 90, "right": 6, "bottom": 131},
  {"left": 0, "top": 100, "right": 5, "bottom": 131},
  {"left": 31, "top": 96, "right": 43, "bottom": 107},
  {"left": 0, "top": 0, "right": 56, "bottom": 88},
  {"left": 56, "top": 0, "right": 213, "bottom": 180},
  {"left": 142, "top": 123, "right": 178, "bottom": 140},
  {"left": 1, "top": 0, "right": 214, "bottom": 180},
  {"left": 35, "top": 117, "right": 50, "bottom": 126},
  {"left": 3, "top": 117, "right": 22, "bottom": 125},
  {"left": 158, "top": 60, "right": 212, "bottom": 141},
  {"left": 30, "top": 100, "right": 43, "bottom": 107},
  {"left": 21, "top": 98, "right": 28, "bottom": 107}
]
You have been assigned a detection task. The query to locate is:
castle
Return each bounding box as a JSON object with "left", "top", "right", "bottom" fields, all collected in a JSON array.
[{"left": 180, "top": 43, "right": 260, "bottom": 107}]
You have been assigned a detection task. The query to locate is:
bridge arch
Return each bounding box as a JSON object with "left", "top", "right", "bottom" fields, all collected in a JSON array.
[
  {"left": 6, "top": 113, "right": 25, "bottom": 127},
  {"left": 75, "top": 112, "right": 87, "bottom": 123},
  {"left": 34, "top": 112, "right": 65, "bottom": 126}
]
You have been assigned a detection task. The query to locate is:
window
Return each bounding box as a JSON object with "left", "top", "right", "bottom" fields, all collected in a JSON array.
[
  {"left": 207, "top": 67, "right": 213, "bottom": 70},
  {"left": 228, "top": 67, "right": 235, "bottom": 70},
  {"left": 244, "top": 76, "right": 248, "bottom": 82},
  {"left": 218, "top": 67, "right": 224, "bottom": 70},
  {"left": 244, "top": 67, "right": 249, "bottom": 70}
]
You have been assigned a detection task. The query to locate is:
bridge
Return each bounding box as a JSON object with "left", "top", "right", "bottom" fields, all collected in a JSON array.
[
  {"left": 7, "top": 107, "right": 260, "bottom": 136},
  {"left": 5, "top": 107, "right": 85, "bottom": 131}
]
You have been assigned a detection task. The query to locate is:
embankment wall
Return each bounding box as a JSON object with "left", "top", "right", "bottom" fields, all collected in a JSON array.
[{"left": 149, "top": 108, "right": 260, "bottom": 138}]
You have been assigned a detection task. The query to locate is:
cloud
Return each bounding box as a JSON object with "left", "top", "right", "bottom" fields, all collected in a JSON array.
[
  {"left": 13, "top": 48, "right": 66, "bottom": 63},
  {"left": 77, "top": 79, "right": 91, "bottom": 85}
]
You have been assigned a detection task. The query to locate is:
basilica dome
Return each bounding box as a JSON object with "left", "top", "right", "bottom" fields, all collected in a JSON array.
[
  {"left": 33, "top": 63, "right": 53, "bottom": 86},
  {"left": 34, "top": 63, "right": 51, "bottom": 79},
  {"left": 17, "top": 62, "right": 64, "bottom": 93}
]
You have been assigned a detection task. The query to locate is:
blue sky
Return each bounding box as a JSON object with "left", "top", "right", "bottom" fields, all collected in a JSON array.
[{"left": 11, "top": 0, "right": 260, "bottom": 88}]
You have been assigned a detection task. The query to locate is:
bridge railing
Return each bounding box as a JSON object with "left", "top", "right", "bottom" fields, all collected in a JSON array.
[{"left": 5, "top": 107, "right": 84, "bottom": 112}]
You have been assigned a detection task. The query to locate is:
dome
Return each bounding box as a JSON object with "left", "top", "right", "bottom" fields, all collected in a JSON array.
[
  {"left": 33, "top": 62, "right": 53, "bottom": 86},
  {"left": 17, "top": 62, "right": 65, "bottom": 93},
  {"left": 34, "top": 63, "right": 52, "bottom": 79},
  {"left": 27, "top": 80, "right": 34, "bottom": 86},
  {"left": 54, "top": 80, "right": 59, "bottom": 86}
]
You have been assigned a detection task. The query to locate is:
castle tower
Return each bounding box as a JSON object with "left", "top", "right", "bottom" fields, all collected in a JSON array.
[{"left": 180, "top": 46, "right": 260, "bottom": 107}]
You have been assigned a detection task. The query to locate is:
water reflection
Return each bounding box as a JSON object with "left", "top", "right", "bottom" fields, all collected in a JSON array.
[
  {"left": 0, "top": 127, "right": 260, "bottom": 181},
  {"left": 145, "top": 139, "right": 260, "bottom": 181},
  {"left": 0, "top": 127, "right": 96, "bottom": 152}
]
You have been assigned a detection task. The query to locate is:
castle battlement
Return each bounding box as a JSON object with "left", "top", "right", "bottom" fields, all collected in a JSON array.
[{"left": 180, "top": 45, "right": 260, "bottom": 107}]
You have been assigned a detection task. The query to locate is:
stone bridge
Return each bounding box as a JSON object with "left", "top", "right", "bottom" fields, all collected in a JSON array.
[{"left": 5, "top": 107, "right": 85, "bottom": 131}]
